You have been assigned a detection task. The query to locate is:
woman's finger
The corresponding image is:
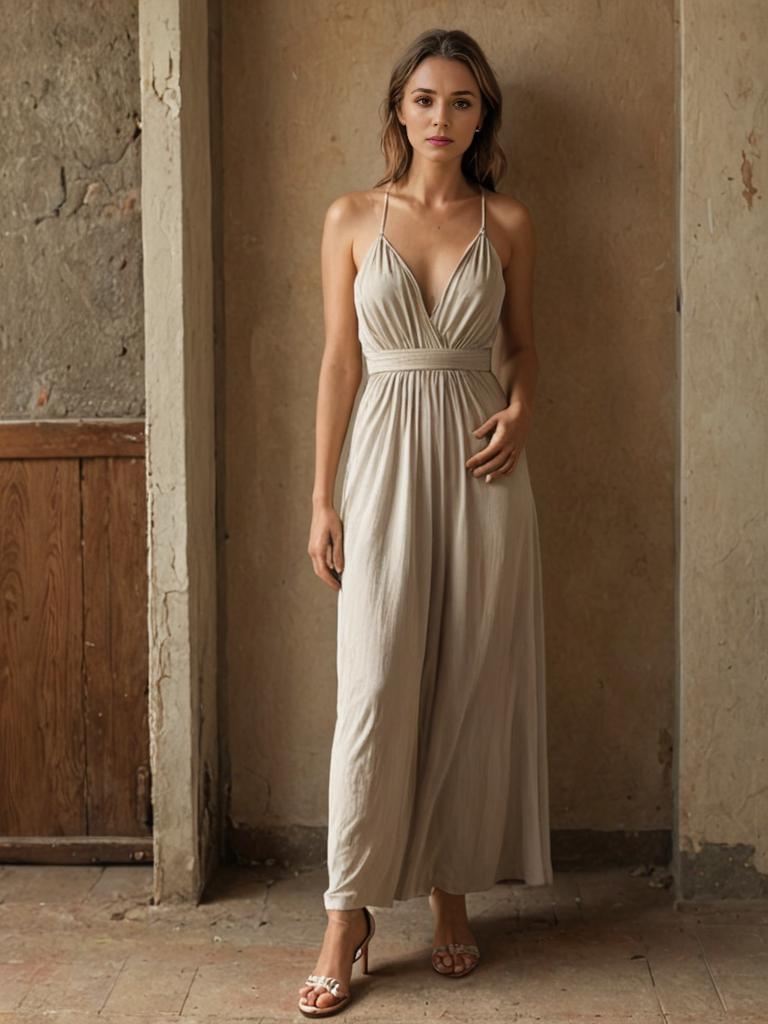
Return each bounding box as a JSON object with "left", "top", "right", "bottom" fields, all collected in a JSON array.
[
  {"left": 472, "top": 445, "right": 517, "bottom": 478},
  {"left": 313, "top": 552, "right": 341, "bottom": 590},
  {"left": 330, "top": 529, "right": 344, "bottom": 573},
  {"left": 308, "top": 543, "right": 341, "bottom": 590}
]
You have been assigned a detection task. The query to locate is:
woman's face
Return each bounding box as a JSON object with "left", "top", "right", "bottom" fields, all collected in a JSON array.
[{"left": 397, "top": 56, "right": 483, "bottom": 160}]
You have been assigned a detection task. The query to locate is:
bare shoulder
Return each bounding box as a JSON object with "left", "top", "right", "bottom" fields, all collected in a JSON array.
[
  {"left": 483, "top": 189, "right": 535, "bottom": 271},
  {"left": 323, "top": 187, "right": 387, "bottom": 233},
  {"left": 485, "top": 188, "right": 535, "bottom": 240}
]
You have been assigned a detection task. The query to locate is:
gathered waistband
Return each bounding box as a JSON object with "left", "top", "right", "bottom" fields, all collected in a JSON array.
[{"left": 365, "top": 348, "right": 492, "bottom": 374}]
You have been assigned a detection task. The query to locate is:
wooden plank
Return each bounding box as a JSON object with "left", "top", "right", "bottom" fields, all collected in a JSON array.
[
  {"left": 0, "top": 420, "right": 145, "bottom": 459},
  {"left": 82, "top": 457, "right": 151, "bottom": 836},
  {"left": 0, "top": 836, "right": 153, "bottom": 864},
  {"left": 0, "top": 460, "right": 86, "bottom": 835}
]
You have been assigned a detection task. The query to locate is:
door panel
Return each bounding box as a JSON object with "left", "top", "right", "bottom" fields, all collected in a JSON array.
[{"left": 0, "top": 420, "right": 151, "bottom": 862}]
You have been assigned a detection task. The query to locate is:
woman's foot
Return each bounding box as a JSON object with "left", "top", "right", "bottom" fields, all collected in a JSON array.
[
  {"left": 298, "top": 908, "right": 370, "bottom": 1011},
  {"left": 429, "top": 886, "right": 480, "bottom": 975}
]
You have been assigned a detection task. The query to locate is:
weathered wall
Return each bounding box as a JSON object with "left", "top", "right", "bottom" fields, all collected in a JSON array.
[
  {"left": 221, "top": 1, "right": 677, "bottom": 866},
  {"left": 0, "top": 1, "right": 143, "bottom": 419},
  {"left": 677, "top": 0, "right": 768, "bottom": 898}
]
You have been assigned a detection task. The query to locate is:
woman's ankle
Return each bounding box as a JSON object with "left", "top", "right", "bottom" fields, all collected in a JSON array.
[{"left": 326, "top": 907, "right": 366, "bottom": 927}]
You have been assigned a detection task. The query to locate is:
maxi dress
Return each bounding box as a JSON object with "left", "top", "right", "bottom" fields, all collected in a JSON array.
[{"left": 323, "top": 186, "right": 554, "bottom": 910}]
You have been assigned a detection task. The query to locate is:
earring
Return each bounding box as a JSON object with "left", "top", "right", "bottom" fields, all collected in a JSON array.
[{"left": 475, "top": 127, "right": 480, "bottom": 132}]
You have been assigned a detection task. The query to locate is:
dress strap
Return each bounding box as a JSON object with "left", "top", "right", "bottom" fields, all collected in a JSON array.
[
  {"left": 379, "top": 187, "right": 391, "bottom": 236},
  {"left": 480, "top": 188, "right": 486, "bottom": 233}
]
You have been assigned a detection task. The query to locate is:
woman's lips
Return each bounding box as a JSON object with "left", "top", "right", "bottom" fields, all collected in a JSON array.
[{"left": 427, "top": 137, "right": 453, "bottom": 146}]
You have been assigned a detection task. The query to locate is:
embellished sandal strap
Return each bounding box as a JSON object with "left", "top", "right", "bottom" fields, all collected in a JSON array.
[
  {"left": 305, "top": 973, "right": 347, "bottom": 998},
  {"left": 433, "top": 942, "right": 480, "bottom": 957}
]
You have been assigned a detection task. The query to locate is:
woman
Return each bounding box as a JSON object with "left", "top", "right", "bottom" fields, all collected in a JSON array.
[{"left": 301, "top": 27, "right": 553, "bottom": 1018}]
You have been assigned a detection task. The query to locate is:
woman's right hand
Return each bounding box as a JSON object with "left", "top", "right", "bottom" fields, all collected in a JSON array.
[{"left": 308, "top": 501, "right": 345, "bottom": 591}]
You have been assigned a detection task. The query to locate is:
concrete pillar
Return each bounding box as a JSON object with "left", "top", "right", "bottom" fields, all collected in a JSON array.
[
  {"left": 138, "top": 0, "right": 219, "bottom": 902},
  {"left": 677, "top": 0, "right": 768, "bottom": 900}
]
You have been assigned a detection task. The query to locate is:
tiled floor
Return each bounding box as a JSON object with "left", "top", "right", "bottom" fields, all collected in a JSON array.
[{"left": 0, "top": 862, "right": 766, "bottom": 1022}]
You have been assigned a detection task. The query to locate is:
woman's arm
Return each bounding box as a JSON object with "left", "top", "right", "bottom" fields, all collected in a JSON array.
[
  {"left": 308, "top": 194, "right": 364, "bottom": 590},
  {"left": 495, "top": 197, "right": 539, "bottom": 416}
]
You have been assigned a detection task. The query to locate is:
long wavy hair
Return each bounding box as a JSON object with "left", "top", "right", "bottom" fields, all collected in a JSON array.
[{"left": 372, "top": 28, "right": 506, "bottom": 193}]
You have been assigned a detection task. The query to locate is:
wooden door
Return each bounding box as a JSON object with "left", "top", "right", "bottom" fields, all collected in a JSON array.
[{"left": 0, "top": 420, "right": 152, "bottom": 863}]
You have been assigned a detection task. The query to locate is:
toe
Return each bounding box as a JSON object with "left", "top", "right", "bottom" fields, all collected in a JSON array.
[
  {"left": 316, "top": 987, "right": 346, "bottom": 1009},
  {"left": 432, "top": 952, "right": 451, "bottom": 973},
  {"left": 316, "top": 985, "right": 332, "bottom": 1006},
  {"left": 304, "top": 985, "right": 321, "bottom": 1005}
]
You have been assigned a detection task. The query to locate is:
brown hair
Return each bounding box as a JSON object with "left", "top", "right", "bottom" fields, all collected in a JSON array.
[{"left": 372, "top": 28, "right": 507, "bottom": 192}]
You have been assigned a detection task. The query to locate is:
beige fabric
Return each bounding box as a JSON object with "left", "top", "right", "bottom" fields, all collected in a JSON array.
[{"left": 324, "top": 186, "right": 553, "bottom": 910}]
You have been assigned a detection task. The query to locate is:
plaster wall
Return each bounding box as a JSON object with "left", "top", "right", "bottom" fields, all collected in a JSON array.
[
  {"left": 0, "top": 1, "right": 143, "bottom": 419},
  {"left": 220, "top": 2, "right": 678, "bottom": 863}
]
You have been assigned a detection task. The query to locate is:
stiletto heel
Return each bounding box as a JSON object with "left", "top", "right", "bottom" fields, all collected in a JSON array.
[{"left": 298, "top": 906, "right": 376, "bottom": 1017}]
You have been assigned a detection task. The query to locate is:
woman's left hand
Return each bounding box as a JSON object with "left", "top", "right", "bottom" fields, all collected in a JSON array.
[{"left": 466, "top": 402, "right": 532, "bottom": 483}]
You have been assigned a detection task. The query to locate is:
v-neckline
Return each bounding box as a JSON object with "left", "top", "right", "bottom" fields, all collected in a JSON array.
[{"left": 379, "top": 230, "right": 485, "bottom": 323}]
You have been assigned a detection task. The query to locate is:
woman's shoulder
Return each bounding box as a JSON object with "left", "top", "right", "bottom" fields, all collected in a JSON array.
[
  {"left": 484, "top": 187, "right": 533, "bottom": 225},
  {"left": 484, "top": 189, "right": 536, "bottom": 259},
  {"left": 324, "top": 187, "right": 387, "bottom": 228}
]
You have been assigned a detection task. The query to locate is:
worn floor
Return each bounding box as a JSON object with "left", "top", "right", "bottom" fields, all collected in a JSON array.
[{"left": 0, "top": 862, "right": 766, "bottom": 1022}]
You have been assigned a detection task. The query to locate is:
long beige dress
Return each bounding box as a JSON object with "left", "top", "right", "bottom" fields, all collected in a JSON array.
[{"left": 323, "top": 185, "right": 553, "bottom": 910}]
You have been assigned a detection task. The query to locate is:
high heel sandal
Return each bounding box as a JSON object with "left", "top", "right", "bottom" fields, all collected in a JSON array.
[
  {"left": 298, "top": 906, "right": 376, "bottom": 1018},
  {"left": 429, "top": 887, "right": 481, "bottom": 978},
  {"left": 431, "top": 941, "right": 481, "bottom": 977}
]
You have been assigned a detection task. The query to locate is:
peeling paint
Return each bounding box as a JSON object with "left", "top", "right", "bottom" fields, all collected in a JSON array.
[
  {"left": 679, "top": 842, "right": 768, "bottom": 900},
  {"left": 150, "top": 52, "right": 181, "bottom": 119},
  {"left": 740, "top": 149, "right": 758, "bottom": 208}
]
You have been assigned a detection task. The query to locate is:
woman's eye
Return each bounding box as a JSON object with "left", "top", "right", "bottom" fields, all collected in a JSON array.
[{"left": 414, "top": 97, "right": 471, "bottom": 109}]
